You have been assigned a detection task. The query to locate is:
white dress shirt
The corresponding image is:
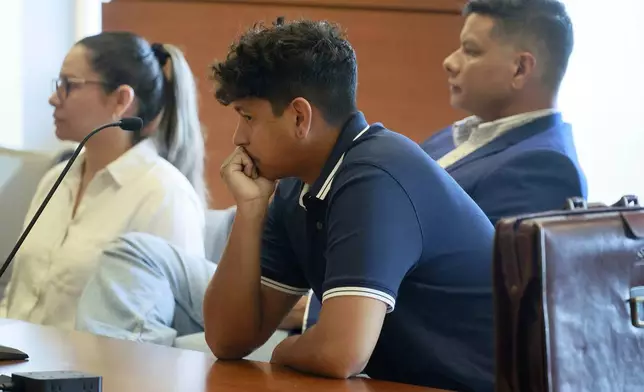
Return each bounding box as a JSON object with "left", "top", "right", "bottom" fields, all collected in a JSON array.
[
  {"left": 437, "top": 109, "right": 558, "bottom": 169},
  {"left": 0, "top": 139, "right": 205, "bottom": 330}
]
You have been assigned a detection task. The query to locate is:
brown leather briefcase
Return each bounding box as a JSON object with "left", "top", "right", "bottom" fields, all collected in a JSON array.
[{"left": 494, "top": 195, "right": 644, "bottom": 392}]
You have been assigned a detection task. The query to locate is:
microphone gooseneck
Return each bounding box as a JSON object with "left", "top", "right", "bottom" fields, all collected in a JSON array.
[{"left": 0, "top": 117, "right": 143, "bottom": 279}]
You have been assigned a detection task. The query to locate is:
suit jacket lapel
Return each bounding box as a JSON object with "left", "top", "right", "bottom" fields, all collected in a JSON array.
[{"left": 446, "top": 113, "right": 563, "bottom": 173}]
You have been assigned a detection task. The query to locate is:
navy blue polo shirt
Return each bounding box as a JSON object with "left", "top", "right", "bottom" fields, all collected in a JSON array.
[{"left": 259, "top": 112, "right": 494, "bottom": 392}]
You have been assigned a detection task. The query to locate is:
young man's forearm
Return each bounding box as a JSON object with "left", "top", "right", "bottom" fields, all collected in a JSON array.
[
  {"left": 271, "top": 325, "right": 368, "bottom": 379},
  {"left": 271, "top": 297, "right": 386, "bottom": 379},
  {"left": 203, "top": 209, "right": 266, "bottom": 358}
]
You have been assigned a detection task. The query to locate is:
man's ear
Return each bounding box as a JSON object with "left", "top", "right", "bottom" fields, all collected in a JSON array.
[
  {"left": 112, "top": 84, "right": 136, "bottom": 118},
  {"left": 290, "top": 97, "right": 313, "bottom": 140},
  {"left": 512, "top": 52, "right": 537, "bottom": 89}
]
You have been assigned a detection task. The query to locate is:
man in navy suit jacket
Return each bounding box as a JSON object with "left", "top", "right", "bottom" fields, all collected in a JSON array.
[
  {"left": 422, "top": 113, "right": 586, "bottom": 225},
  {"left": 421, "top": 0, "right": 587, "bottom": 225},
  {"left": 299, "top": 0, "right": 588, "bottom": 334}
]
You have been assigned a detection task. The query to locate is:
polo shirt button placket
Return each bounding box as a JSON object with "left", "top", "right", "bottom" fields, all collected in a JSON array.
[{"left": 316, "top": 222, "right": 323, "bottom": 230}]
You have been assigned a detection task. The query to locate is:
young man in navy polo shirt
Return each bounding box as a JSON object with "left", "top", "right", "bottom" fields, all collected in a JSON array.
[{"left": 204, "top": 19, "right": 495, "bottom": 391}]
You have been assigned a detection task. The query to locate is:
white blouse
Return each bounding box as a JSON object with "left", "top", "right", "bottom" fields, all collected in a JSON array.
[{"left": 0, "top": 139, "right": 205, "bottom": 329}]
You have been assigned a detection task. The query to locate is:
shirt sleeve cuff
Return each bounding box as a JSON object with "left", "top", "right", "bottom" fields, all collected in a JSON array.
[
  {"left": 322, "top": 286, "right": 396, "bottom": 313},
  {"left": 260, "top": 276, "right": 310, "bottom": 296}
]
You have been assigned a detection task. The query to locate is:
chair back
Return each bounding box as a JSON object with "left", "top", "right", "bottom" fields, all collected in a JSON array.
[
  {"left": 204, "top": 206, "right": 236, "bottom": 263},
  {"left": 0, "top": 148, "right": 59, "bottom": 297}
]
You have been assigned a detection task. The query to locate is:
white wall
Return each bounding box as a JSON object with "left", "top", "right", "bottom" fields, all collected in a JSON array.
[
  {"left": 0, "top": 1, "right": 24, "bottom": 149},
  {"left": 0, "top": 0, "right": 103, "bottom": 151},
  {"left": 22, "top": 0, "right": 76, "bottom": 151},
  {"left": 559, "top": 0, "right": 644, "bottom": 204}
]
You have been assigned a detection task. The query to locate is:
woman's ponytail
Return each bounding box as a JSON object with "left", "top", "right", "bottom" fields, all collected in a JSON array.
[{"left": 153, "top": 43, "right": 208, "bottom": 207}]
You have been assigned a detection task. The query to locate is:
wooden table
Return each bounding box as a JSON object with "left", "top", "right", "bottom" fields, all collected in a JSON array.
[{"left": 0, "top": 319, "right": 445, "bottom": 391}]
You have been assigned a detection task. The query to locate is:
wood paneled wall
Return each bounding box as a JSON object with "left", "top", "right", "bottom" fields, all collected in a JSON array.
[{"left": 103, "top": 0, "right": 467, "bottom": 208}]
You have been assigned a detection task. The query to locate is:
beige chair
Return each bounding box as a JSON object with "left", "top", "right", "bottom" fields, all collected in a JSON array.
[{"left": 0, "top": 147, "right": 59, "bottom": 299}]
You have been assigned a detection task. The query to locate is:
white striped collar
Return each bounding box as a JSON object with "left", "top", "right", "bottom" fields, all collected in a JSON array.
[{"left": 299, "top": 113, "right": 371, "bottom": 209}]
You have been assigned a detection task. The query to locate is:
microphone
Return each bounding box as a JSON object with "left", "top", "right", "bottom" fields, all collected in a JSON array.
[
  {"left": 0, "top": 117, "right": 143, "bottom": 280},
  {"left": 0, "top": 117, "right": 142, "bottom": 361},
  {"left": 119, "top": 117, "right": 144, "bottom": 132}
]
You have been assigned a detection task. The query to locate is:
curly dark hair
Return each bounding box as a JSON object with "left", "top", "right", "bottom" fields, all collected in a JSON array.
[
  {"left": 211, "top": 18, "right": 358, "bottom": 126},
  {"left": 464, "top": 0, "right": 573, "bottom": 92}
]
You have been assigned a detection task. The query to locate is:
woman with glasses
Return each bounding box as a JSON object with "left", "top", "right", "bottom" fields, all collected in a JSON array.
[{"left": 0, "top": 31, "right": 207, "bottom": 331}]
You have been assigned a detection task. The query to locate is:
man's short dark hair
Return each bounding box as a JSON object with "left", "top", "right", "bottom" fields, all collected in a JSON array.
[
  {"left": 464, "top": 0, "right": 573, "bottom": 92},
  {"left": 211, "top": 18, "right": 358, "bottom": 126}
]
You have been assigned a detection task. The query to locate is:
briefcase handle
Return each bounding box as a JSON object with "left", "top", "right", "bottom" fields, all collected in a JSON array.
[{"left": 565, "top": 195, "right": 639, "bottom": 211}]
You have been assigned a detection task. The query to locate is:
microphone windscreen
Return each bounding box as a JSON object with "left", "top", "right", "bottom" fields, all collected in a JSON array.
[{"left": 119, "top": 117, "right": 143, "bottom": 132}]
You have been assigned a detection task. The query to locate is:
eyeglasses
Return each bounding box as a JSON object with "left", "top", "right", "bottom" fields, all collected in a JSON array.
[{"left": 52, "top": 76, "right": 107, "bottom": 101}]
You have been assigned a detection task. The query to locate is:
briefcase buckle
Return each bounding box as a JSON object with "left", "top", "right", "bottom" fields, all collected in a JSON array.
[
  {"left": 616, "top": 195, "right": 639, "bottom": 208},
  {"left": 565, "top": 197, "right": 587, "bottom": 210},
  {"left": 629, "top": 287, "right": 644, "bottom": 328}
]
